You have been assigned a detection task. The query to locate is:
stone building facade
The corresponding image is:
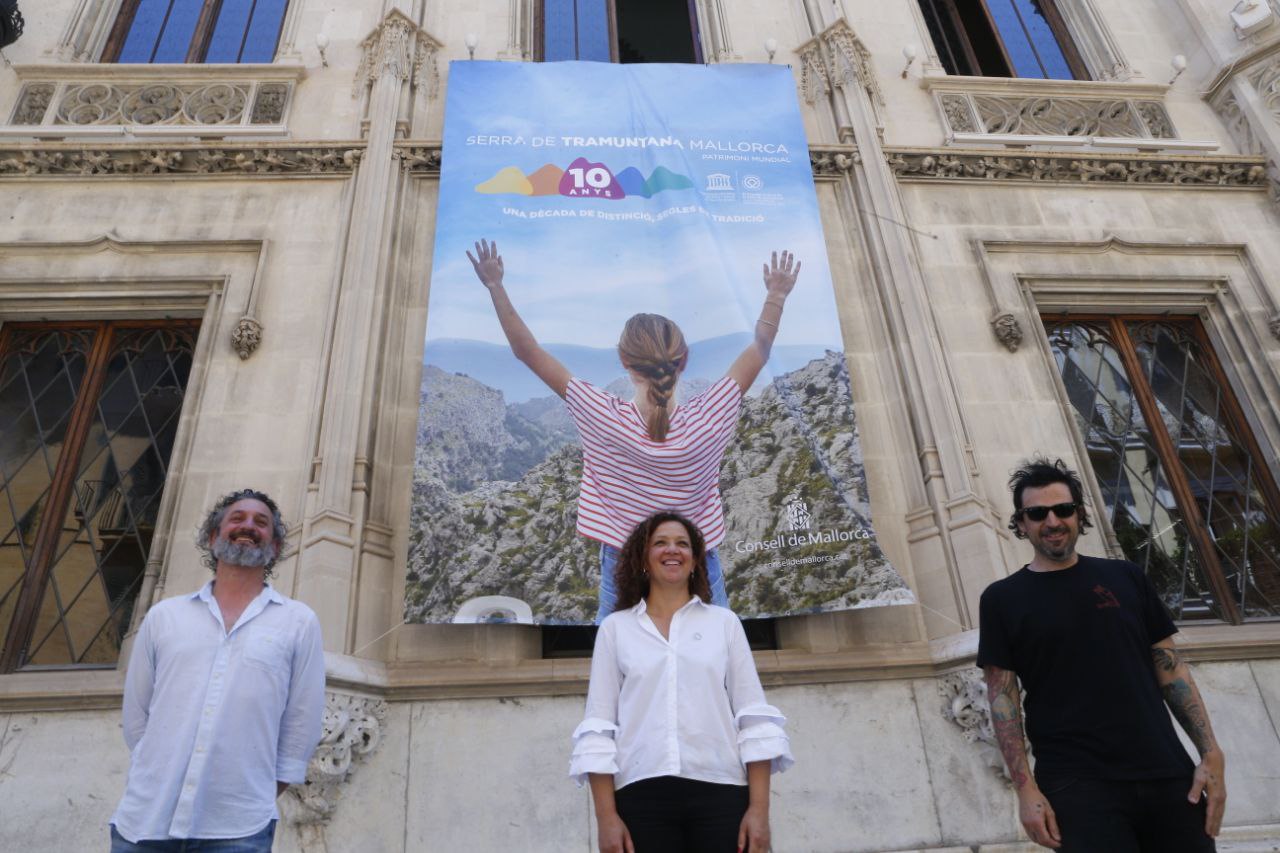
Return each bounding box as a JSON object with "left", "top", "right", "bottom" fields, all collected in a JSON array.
[{"left": 1, "top": 1, "right": 1279, "bottom": 850}]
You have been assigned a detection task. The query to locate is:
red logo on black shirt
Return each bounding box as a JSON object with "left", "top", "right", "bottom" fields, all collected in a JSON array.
[{"left": 1093, "top": 584, "right": 1120, "bottom": 609}]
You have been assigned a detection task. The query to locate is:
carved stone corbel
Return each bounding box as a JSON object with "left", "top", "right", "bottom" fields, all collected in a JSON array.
[
  {"left": 991, "top": 311, "right": 1024, "bottom": 352},
  {"left": 939, "top": 669, "right": 1012, "bottom": 783},
  {"left": 285, "top": 692, "right": 389, "bottom": 825},
  {"left": 1269, "top": 312, "right": 1280, "bottom": 341},
  {"left": 231, "top": 316, "right": 263, "bottom": 360},
  {"left": 232, "top": 243, "right": 270, "bottom": 360}
]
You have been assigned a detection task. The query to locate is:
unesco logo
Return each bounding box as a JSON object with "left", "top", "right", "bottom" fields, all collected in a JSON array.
[{"left": 742, "top": 174, "right": 763, "bottom": 190}]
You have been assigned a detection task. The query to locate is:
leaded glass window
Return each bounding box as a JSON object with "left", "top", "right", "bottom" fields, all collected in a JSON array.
[
  {"left": 1045, "top": 317, "right": 1280, "bottom": 623},
  {"left": 0, "top": 322, "right": 198, "bottom": 671},
  {"left": 105, "top": 0, "right": 288, "bottom": 64}
]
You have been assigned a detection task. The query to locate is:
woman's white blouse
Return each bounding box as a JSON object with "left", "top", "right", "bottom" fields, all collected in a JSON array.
[{"left": 570, "top": 597, "right": 794, "bottom": 789}]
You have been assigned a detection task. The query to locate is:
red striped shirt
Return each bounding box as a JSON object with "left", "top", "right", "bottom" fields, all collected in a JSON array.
[{"left": 564, "top": 376, "right": 743, "bottom": 548}]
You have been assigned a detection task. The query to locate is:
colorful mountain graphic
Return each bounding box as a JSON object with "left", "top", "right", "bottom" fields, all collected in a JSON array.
[
  {"left": 476, "top": 165, "right": 532, "bottom": 195},
  {"left": 475, "top": 159, "right": 693, "bottom": 200}
]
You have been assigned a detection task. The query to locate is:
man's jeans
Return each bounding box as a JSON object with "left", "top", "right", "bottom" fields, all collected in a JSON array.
[
  {"left": 109, "top": 821, "right": 276, "bottom": 853},
  {"left": 596, "top": 544, "right": 729, "bottom": 622}
]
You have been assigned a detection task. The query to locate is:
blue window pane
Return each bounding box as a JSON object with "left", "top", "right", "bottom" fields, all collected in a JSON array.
[
  {"left": 204, "top": 0, "right": 254, "bottom": 62},
  {"left": 151, "top": 0, "right": 204, "bottom": 63},
  {"left": 116, "top": 0, "right": 176, "bottom": 63},
  {"left": 241, "top": 0, "right": 287, "bottom": 63},
  {"left": 544, "top": 0, "right": 577, "bottom": 60},
  {"left": 575, "top": 0, "right": 612, "bottom": 62},
  {"left": 987, "top": 0, "right": 1074, "bottom": 79}
]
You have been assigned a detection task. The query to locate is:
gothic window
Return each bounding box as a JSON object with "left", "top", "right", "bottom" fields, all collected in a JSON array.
[
  {"left": 1044, "top": 316, "right": 1280, "bottom": 624},
  {"left": 542, "top": 0, "right": 701, "bottom": 63},
  {"left": 104, "top": 0, "right": 288, "bottom": 63},
  {"left": 0, "top": 322, "right": 198, "bottom": 672},
  {"left": 918, "top": 0, "right": 1087, "bottom": 79}
]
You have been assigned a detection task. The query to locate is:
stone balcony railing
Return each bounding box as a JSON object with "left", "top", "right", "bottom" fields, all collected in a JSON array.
[
  {"left": 1, "top": 64, "right": 304, "bottom": 139},
  {"left": 923, "top": 76, "right": 1218, "bottom": 153}
]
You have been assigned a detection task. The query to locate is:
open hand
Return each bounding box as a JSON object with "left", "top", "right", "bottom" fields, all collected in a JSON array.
[
  {"left": 466, "top": 238, "right": 504, "bottom": 290},
  {"left": 762, "top": 250, "right": 800, "bottom": 299}
]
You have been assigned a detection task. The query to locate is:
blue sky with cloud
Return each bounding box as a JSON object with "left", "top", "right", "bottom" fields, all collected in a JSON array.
[{"left": 427, "top": 61, "right": 843, "bottom": 352}]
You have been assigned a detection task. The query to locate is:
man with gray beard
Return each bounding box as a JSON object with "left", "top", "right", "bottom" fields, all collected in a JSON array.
[{"left": 109, "top": 489, "right": 325, "bottom": 852}]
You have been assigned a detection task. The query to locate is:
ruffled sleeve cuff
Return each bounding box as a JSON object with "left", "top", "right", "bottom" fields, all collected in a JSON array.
[
  {"left": 735, "top": 704, "right": 794, "bottom": 774},
  {"left": 569, "top": 717, "right": 619, "bottom": 786}
]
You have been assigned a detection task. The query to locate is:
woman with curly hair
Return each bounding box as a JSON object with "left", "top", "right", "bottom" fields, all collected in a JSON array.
[
  {"left": 467, "top": 238, "right": 801, "bottom": 621},
  {"left": 569, "top": 512, "right": 793, "bottom": 852}
]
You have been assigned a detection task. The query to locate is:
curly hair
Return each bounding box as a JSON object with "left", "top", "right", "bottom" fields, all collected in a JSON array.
[
  {"left": 196, "top": 488, "right": 287, "bottom": 576},
  {"left": 613, "top": 512, "right": 712, "bottom": 611},
  {"left": 1007, "top": 456, "right": 1093, "bottom": 539},
  {"left": 617, "top": 313, "right": 688, "bottom": 442}
]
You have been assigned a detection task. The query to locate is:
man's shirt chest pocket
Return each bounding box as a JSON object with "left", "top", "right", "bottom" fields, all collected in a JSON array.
[{"left": 243, "top": 628, "right": 290, "bottom": 674}]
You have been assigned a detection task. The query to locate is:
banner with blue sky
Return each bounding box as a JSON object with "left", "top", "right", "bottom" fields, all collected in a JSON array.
[{"left": 407, "top": 60, "right": 912, "bottom": 624}]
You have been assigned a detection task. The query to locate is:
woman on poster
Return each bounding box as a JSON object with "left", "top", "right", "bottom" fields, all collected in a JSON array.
[
  {"left": 466, "top": 238, "right": 801, "bottom": 621},
  {"left": 568, "top": 511, "right": 793, "bottom": 852}
]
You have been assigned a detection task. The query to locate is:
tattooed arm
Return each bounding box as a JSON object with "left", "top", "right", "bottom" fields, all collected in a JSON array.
[
  {"left": 983, "top": 665, "right": 1061, "bottom": 849},
  {"left": 1151, "top": 637, "right": 1226, "bottom": 836}
]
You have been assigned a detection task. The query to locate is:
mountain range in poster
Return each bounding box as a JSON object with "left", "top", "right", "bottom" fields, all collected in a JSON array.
[{"left": 406, "top": 350, "right": 912, "bottom": 624}]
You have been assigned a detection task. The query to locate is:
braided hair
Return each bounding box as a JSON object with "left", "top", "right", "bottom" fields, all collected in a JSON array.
[{"left": 617, "top": 313, "right": 688, "bottom": 441}]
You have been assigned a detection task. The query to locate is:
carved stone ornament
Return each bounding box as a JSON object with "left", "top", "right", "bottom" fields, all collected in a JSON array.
[
  {"left": 250, "top": 83, "right": 290, "bottom": 125},
  {"left": 796, "top": 38, "right": 830, "bottom": 105},
  {"left": 1248, "top": 57, "right": 1280, "bottom": 124},
  {"left": 939, "top": 92, "right": 1176, "bottom": 139},
  {"left": 231, "top": 316, "right": 263, "bottom": 360},
  {"left": 12, "top": 83, "right": 55, "bottom": 125},
  {"left": 820, "top": 18, "right": 884, "bottom": 109},
  {"left": 809, "top": 148, "right": 858, "bottom": 177},
  {"left": 1214, "top": 91, "right": 1262, "bottom": 156},
  {"left": 285, "top": 692, "right": 388, "bottom": 825},
  {"left": 9, "top": 82, "right": 296, "bottom": 128},
  {"left": 0, "top": 144, "right": 363, "bottom": 178},
  {"left": 1269, "top": 312, "right": 1280, "bottom": 341},
  {"left": 886, "top": 149, "right": 1270, "bottom": 188},
  {"left": 991, "top": 312, "right": 1023, "bottom": 352},
  {"left": 939, "top": 93, "right": 978, "bottom": 134},
  {"left": 939, "top": 669, "right": 1012, "bottom": 783},
  {"left": 354, "top": 10, "right": 444, "bottom": 98},
  {"left": 395, "top": 145, "right": 442, "bottom": 174}
]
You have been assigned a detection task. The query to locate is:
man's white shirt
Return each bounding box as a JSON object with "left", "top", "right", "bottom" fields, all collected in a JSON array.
[
  {"left": 570, "top": 597, "right": 793, "bottom": 789},
  {"left": 111, "top": 581, "right": 325, "bottom": 842}
]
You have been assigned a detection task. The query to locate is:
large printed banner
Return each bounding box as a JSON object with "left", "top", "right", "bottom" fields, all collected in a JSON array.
[{"left": 407, "top": 61, "right": 913, "bottom": 624}]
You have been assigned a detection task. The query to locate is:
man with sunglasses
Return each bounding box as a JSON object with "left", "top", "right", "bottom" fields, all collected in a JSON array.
[{"left": 977, "top": 458, "right": 1226, "bottom": 852}]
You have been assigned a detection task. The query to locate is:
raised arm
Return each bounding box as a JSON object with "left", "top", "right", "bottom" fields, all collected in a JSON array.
[
  {"left": 1151, "top": 638, "right": 1226, "bottom": 837},
  {"left": 467, "top": 238, "right": 570, "bottom": 398},
  {"left": 726, "top": 250, "right": 801, "bottom": 393},
  {"left": 983, "top": 664, "right": 1061, "bottom": 849}
]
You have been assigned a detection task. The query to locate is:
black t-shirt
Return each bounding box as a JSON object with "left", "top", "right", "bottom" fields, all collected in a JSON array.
[{"left": 976, "top": 554, "right": 1194, "bottom": 784}]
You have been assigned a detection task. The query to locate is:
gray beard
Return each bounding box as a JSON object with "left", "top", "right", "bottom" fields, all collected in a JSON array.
[{"left": 211, "top": 535, "right": 277, "bottom": 569}]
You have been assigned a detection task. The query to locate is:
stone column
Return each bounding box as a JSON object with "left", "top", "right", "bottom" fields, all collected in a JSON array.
[
  {"left": 296, "top": 7, "right": 438, "bottom": 653},
  {"left": 797, "top": 13, "right": 1008, "bottom": 638}
]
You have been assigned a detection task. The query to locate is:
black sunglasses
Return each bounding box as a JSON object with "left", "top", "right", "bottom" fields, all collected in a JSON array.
[{"left": 1017, "top": 502, "right": 1079, "bottom": 522}]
